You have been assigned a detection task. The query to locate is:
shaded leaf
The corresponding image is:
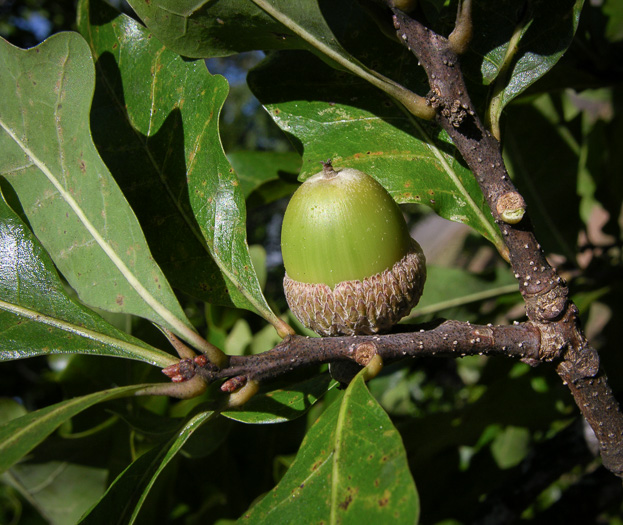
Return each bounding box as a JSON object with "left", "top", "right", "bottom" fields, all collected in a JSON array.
[
  {"left": 503, "top": 95, "right": 582, "bottom": 260},
  {"left": 223, "top": 374, "right": 335, "bottom": 424},
  {"left": 228, "top": 150, "right": 300, "bottom": 205},
  {"left": 240, "top": 372, "right": 419, "bottom": 523},
  {"left": 79, "top": 0, "right": 248, "bottom": 308},
  {"left": 0, "top": 384, "right": 155, "bottom": 474},
  {"left": 0, "top": 190, "right": 176, "bottom": 368},
  {"left": 126, "top": 0, "right": 307, "bottom": 58},
  {"left": 407, "top": 265, "right": 519, "bottom": 319},
  {"left": 465, "top": 0, "right": 584, "bottom": 128},
  {"left": 249, "top": 51, "right": 505, "bottom": 253},
  {"left": 126, "top": 0, "right": 426, "bottom": 116},
  {"left": 0, "top": 32, "right": 203, "bottom": 349},
  {"left": 77, "top": 0, "right": 287, "bottom": 330},
  {"left": 490, "top": 425, "right": 531, "bottom": 469},
  {"left": 78, "top": 410, "right": 214, "bottom": 525},
  {"left": 4, "top": 461, "right": 107, "bottom": 525}
]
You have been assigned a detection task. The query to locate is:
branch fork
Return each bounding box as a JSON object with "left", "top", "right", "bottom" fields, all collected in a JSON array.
[{"left": 146, "top": 1, "right": 623, "bottom": 479}]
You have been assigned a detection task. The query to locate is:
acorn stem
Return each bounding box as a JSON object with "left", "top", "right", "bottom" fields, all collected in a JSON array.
[{"left": 321, "top": 159, "right": 338, "bottom": 179}]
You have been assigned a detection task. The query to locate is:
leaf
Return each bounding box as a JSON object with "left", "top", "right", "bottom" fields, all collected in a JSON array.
[
  {"left": 78, "top": 0, "right": 248, "bottom": 309},
  {"left": 407, "top": 265, "right": 519, "bottom": 319},
  {"left": 249, "top": 51, "right": 505, "bottom": 253},
  {"left": 0, "top": 384, "right": 155, "bottom": 474},
  {"left": 490, "top": 426, "right": 531, "bottom": 469},
  {"left": 4, "top": 461, "right": 108, "bottom": 525},
  {"left": 126, "top": 0, "right": 428, "bottom": 117},
  {"left": 223, "top": 374, "right": 335, "bottom": 424},
  {"left": 0, "top": 33, "right": 207, "bottom": 351},
  {"left": 126, "top": 0, "right": 307, "bottom": 58},
  {"left": 503, "top": 95, "right": 582, "bottom": 260},
  {"left": 228, "top": 150, "right": 300, "bottom": 205},
  {"left": 78, "top": 410, "right": 214, "bottom": 525},
  {"left": 0, "top": 190, "right": 176, "bottom": 368},
  {"left": 77, "top": 0, "right": 288, "bottom": 332},
  {"left": 468, "top": 0, "right": 584, "bottom": 131},
  {"left": 240, "top": 372, "right": 419, "bottom": 523},
  {"left": 604, "top": 0, "right": 623, "bottom": 41}
]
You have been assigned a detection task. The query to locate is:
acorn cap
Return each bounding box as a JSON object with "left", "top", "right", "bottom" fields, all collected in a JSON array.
[
  {"left": 284, "top": 238, "right": 426, "bottom": 336},
  {"left": 281, "top": 163, "right": 426, "bottom": 336}
]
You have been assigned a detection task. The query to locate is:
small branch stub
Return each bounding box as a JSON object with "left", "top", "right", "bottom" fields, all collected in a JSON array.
[{"left": 496, "top": 191, "right": 526, "bottom": 224}]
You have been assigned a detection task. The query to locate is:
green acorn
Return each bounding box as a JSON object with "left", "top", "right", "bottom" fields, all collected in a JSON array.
[{"left": 281, "top": 161, "right": 426, "bottom": 336}]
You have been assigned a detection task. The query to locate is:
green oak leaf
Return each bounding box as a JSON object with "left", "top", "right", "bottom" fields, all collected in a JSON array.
[
  {"left": 5, "top": 462, "right": 108, "bottom": 525},
  {"left": 125, "top": 0, "right": 429, "bottom": 118},
  {"left": 464, "top": 0, "right": 584, "bottom": 133},
  {"left": 223, "top": 374, "right": 335, "bottom": 424},
  {"left": 126, "top": 0, "right": 306, "bottom": 58},
  {"left": 408, "top": 265, "right": 519, "bottom": 319},
  {"left": 78, "top": 410, "right": 215, "bottom": 525},
  {"left": 228, "top": 150, "right": 301, "bottom": 207},
  {"left": 0, "top": 189, "right": 177, "bottom": 368},
  {"left": 78, "top": 0, "right": 288, "bottom": 333},
  {"left": 0, "top": 384, "right": 155, "bottom": 474},
  {"left": 240, "top": 371, "right": 419, "bottom": 523},
  {"left": 0, "top": 32, "right": 209, "bottom": 352}
]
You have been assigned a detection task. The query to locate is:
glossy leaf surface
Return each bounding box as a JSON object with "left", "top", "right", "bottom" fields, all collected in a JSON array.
[
  {"left": 77, "top": 0, "right": 281, "bottom": 328},
  {"left": 0, "top": 190, "right": 177, "bottom": 367},
  {"left": 223, "top": 374, "right": 335, "bottom": 424},
  {"left": 0, "top": 32, "right": 200, "bottom": 347}
]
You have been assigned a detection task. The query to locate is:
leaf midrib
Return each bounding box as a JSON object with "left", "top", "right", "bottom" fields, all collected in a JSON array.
[{"left": 0, "top": 298, "right": 177, "bottom": 367}]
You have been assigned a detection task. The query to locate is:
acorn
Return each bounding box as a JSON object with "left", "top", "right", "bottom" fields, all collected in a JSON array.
[{"left": 281, "top": 161, "right": 426, "bottom": 336}]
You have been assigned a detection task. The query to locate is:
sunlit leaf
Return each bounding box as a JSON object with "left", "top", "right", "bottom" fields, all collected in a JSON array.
[
  {"left": 240, "top": 372, "right": 419, "bottom": 523},
  {"left": 0, "top": 190, "right": 176, "bottom": 367},
  {"left": 76, "top": 0, "right": 287, "bottom": 331},
  {"left": 0, "top": 32, "right": 203, "bottom": 350}
]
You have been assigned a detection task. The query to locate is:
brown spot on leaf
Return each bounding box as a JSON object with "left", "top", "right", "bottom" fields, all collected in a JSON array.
[
  {"left": 116, "top": 294, "right": 124, "bottom": 306},
  {"left": 338, "top": 495, "right": 352, "bottom": 510}
]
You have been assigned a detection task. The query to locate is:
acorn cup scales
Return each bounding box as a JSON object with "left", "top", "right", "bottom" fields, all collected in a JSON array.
[{"left": 281, "top": 162, "right": 426, "bottom": 336}]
